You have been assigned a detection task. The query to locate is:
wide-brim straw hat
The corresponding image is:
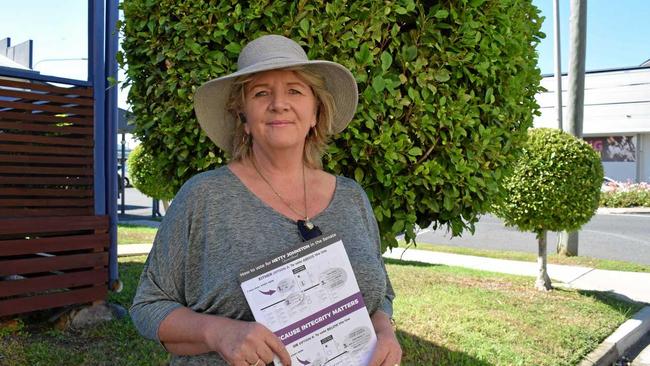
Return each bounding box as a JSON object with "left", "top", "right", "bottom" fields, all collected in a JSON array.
[{"left": 194, "top": 34, "right": 359, "bottom": 154}]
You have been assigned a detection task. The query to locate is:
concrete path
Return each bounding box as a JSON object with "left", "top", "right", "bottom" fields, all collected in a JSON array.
[
  {"left": 118, "top": 242, "right": 649, "bottom": 305},
  {"left": 383, "top": 248, "right": 650, "bottom": 304},
  {"left": 598, "top": 207, "right": 650, "bottom": 215},
  {"left": 118, "top": 244, "right": 153, "bottom": 256}
]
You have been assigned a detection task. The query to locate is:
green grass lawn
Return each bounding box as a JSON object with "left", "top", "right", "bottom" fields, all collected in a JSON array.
[
  {"left": 411, "top": 242, "right": 650, "bottom": 273},
  {"left": 117, "top": 224, "right": 157, "bottom": 245},
  {"left": 0, "top": 256, "right": 642, "bottom": 365},
  {"left": 389, "top": 259, "right": 642, "bottom": 365}
]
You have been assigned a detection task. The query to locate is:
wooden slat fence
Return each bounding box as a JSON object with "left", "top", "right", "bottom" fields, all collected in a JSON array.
[
  {"left": 0, "top": 78, "right": 95, "bottom": 217},
  {"left": 0, "top": 76, "right": 109, "bottom": 317},
  {"left": 0, "top": 216, "right": 109, "bottom": 316}
]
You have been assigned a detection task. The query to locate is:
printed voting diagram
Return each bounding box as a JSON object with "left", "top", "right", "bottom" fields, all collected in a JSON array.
[{"left": 239, "top": 233, "right": 376, "bottom": 366}]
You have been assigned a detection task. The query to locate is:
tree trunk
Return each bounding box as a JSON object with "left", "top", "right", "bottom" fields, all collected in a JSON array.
[
  {"left": 557, "top": 230, "right": 579, "bottom": 256},
  {"left": 535, "top": 230, "right": 553, "bottom": 291},
  {"left": 162, "top": 200, "right": 170, "bottom": 211}
]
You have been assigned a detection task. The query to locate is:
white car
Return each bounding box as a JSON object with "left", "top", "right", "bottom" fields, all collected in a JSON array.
[{"left": 601, "top": 177, "right": 621, "bottom": 192}]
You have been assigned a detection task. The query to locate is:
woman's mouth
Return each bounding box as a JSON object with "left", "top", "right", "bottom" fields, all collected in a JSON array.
[{"left": 267, "top": 120, "right": 293, "bottom": 126}]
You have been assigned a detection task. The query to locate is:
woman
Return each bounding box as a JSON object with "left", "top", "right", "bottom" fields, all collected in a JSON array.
[{"left": 131, "top": 34, "right": 401, "bottom": 366}]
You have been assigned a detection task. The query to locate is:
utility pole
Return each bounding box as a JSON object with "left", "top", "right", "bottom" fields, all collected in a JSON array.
[
  {"left": 553, "top": 0, "right": 563, "bottom": 130},
  {"left": 558, "top": 0, "right": 587, "bottom": 256}
]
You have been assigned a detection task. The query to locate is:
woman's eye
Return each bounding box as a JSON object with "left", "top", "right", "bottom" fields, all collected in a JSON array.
[
  {"left": 289, "top": 89, "right": 303, "bottom": 95},
  {"left": 254, "top": 90, "right": 268, "bottom": 97}
]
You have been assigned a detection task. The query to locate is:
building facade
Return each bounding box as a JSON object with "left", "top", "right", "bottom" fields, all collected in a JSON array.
[{"left": 534, "top": 66, "right": 650, "bottom": 183}]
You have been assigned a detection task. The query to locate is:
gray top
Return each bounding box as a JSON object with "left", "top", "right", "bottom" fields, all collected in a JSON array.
[{"left": 130, "top": 167, "right": 394, "bottom": 366}]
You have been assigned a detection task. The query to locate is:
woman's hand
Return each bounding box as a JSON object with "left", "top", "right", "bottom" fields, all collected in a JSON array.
[
  {"left": 203, "top": 317, "right": 291, "bottom": 366},
  {"left": 157, "top": 307, "right": 291, "bottom": 364},
  {"left": 368, "top": 311, "right": 402, "bottom": 366}
]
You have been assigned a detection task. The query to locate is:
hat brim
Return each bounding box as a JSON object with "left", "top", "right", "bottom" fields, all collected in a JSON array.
[{"left": 194, "top": 59, "right": 358, "bottom": 154}]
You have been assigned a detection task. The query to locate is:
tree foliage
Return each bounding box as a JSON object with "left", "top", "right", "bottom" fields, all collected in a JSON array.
[
  {"left": 493, "top": 128, "right": 604, "bottom": 235},
  {"left": 127, "top": 145, "right": 175, "bottom": 201},
  {"left": 118, "top": 0, "right": 544, "bottom": 250},
  {"left": 492, "top": 128, "right": 603, "bottom": 290}
]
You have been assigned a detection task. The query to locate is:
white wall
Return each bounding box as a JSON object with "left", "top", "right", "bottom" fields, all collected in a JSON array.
[
  {"left": 534, "top": 68, "right": 650, "bottom": 183},
  {"left": 603, "top": 161, "right": 637, "bottom": 182},
  {"left": 535, "top": 68, "right": 650, "bottom": 134}
]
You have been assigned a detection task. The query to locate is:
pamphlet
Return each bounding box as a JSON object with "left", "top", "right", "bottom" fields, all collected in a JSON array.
[{"left": 239, "top": 233, "right": 376, "bottom": 366}]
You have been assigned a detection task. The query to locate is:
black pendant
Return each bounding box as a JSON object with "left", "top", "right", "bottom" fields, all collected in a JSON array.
[{"left": 297, "top": 220, "right": 322, "bottom": 241}]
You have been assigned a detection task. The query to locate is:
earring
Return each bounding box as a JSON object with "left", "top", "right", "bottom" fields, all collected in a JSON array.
[{"left": 242, "top": 132, "right": 252, "bottom": 146}]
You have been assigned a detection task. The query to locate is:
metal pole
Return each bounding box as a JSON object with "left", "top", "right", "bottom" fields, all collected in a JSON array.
[
  {"left": 152, "top": 199, "right": 161, "bottom": 218},
  {"left": 566, "top": 0, "right": 587, "bottom": 138},
  {"left": 91, "top": 0, "right": 105, "bottom": 217},
  {"left": 553, "top": 0, "right": 563, "bottom": 130},
  {"left": 558, "top": 0, "right": 587, "bottom": 256},
  {"left": 106, "top": 0, "right": 120, "bottom": 290},
  {"left": 120, "top": 132, "right": 126, "bottom": 215}
]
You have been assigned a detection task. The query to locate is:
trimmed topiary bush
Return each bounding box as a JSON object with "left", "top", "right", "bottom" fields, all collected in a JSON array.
[
  {"left": 127, "top": 145, "right": 175, "bottom": 201},
  {"left": 118, "top": 0, "right": 544, "bottom": 249},
  {"left": 492, "top": 128, "right": 603, "bottom": 290}
]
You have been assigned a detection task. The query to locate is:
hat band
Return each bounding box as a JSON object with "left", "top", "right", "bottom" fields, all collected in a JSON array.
[{"left": 238, "top": 55, "right": 308, "bottom": 70}]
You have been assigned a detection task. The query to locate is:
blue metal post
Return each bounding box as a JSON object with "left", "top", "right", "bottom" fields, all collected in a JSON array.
[
  {"left": 106, "top": 0, "right": 120, "bottom": 290},
  {"left": 90, "top": 0, "right": 119, "bottom": 290},
  {"left": 87, "top": 1, "right": 95, "bottom": 85},
  {"left": 91, "top": 1, "right": 106, "bottom": 215}
]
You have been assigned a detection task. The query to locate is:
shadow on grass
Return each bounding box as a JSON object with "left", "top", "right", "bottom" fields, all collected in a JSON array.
[
  {"left": 118, "top": 213, "right": 163, "bottom": 222},
  {"left": 396, "top": 329, "right": 492, "bottom": 366},
  {"left": 384, "top": 257, "right": 443, "bottom": 268},
  {"left": 575, "top": 289, "right": 645, "bottom": 315},
  {"left": 117, "top": 204, "right": 149, "bottom": 211},
  {"left": 549, "top": 285, "right": 645, "bottom": 318}
]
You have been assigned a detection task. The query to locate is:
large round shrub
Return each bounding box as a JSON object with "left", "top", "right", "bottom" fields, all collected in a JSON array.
[
  {"left": 127, "top": 145, "right": 175, "bottom": 201},
  {"left": 494, "top": 128, "right": 603, "bottom": 233},
  {"left": 493, "top": 128, "right": 603, "bottom": 290},
  {"left": 119, "top": 0, "right": 544, "bottom": 249}
]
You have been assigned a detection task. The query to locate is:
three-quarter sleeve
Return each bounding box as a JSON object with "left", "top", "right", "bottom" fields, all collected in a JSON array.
[
  {"left": 129, "top": 189, "right": 191, "bottom": 342},
  {"left": 357, "top": 187, "right": 396, "bottom": 317}
]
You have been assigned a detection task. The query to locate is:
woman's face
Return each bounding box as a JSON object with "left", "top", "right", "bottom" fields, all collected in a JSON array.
[{"left": 242, "top": 69, "right": 318, "bottom": 155}]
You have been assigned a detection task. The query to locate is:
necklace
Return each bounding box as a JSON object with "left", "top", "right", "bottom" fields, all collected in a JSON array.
[{"left": 250, "top": 157, "right": 315, "bottom": 230}]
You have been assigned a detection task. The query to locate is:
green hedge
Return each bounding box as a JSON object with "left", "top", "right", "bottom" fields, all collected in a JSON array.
[
  {"left": 119, "top": 0, "right": 544, "bottom": 249},
  {"left": 601, "top": 188, "right": 650, "bottom": 208}
]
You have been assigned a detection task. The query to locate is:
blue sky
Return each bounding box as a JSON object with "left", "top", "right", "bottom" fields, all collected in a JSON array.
[
  {"left": 1, "top": 1, "right": 649, "bottom": 108},
  {"left": 0, "top": 0, "right": 87, "bottom": 79},
  {"left": 533, "top": 0, "right": 650, "bottom": 74}
]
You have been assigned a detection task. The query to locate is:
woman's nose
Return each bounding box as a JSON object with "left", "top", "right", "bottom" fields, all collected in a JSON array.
[{"left": 270, "top": 94, "right": 290, "bottom": 111}]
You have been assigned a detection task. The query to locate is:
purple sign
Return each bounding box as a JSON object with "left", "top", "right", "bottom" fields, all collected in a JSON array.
[{"left": 274, "top": 292, "right": 366, "bottom": 345}]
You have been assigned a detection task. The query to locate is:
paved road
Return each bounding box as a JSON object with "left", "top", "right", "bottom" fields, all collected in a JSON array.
[
  {"left": 119, "top": 186, "right": 650, "bottom": 266},
  {"left": 415, "top": 213, "right": 650, "bottom": 265},
  {"left": 117, "top": 187, "right": 166, "bottom": 220}
]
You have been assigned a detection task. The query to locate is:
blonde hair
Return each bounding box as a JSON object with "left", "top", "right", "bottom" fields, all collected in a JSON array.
[{"left": 225, "top": 67, "right": 335, "bottom": 169}]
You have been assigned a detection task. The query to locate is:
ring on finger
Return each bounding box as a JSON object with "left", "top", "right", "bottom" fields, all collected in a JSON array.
[{"left": 250, "top": 359, "right": 261, "bottom": 366}]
